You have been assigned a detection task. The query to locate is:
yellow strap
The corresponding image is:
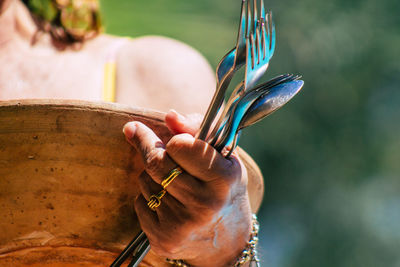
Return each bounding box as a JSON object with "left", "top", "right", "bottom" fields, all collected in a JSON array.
[{"left": 102, "top": 62, "right": 116, "bottom": 102}]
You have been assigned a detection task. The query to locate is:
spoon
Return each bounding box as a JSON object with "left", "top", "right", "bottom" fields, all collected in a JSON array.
[
  {"left": 240, "top": 79, "right": 304, "bottom": 128},
  {"left": 208, "top": 74, "right": 297, "bottom": 146},
  {"left": 219, "top": 79, "right": 304, "bottom": 156}
]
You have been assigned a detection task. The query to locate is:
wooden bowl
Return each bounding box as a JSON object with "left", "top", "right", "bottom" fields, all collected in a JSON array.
[{"left": 0, "top": 100, "right": 263, "bottom": 266}]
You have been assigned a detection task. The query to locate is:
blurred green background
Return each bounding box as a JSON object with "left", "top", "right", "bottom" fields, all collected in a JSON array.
[{"left": 100, "top": 0, "right": 400, "bottom": 266}]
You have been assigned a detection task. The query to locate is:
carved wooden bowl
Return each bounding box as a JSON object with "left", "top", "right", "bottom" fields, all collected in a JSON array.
[{"left": 0, "top": 100, "right": 263, "bottom": 266}]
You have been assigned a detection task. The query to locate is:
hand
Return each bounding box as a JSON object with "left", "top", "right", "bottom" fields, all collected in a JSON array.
[{"left": 123, "top": 110, "right": 253, "bottom": 267}]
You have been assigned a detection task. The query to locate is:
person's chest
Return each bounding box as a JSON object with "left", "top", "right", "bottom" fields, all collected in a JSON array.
[{"left": 0, "top": 45, "right": 106, "bottom": 101}]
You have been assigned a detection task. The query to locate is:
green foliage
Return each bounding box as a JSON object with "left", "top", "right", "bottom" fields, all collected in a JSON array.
[{"left": 100, "top": 0, "right": 400, "bottom": 266}]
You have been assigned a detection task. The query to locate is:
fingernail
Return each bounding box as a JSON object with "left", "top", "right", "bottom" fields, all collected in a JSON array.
[{"left": 123, "top": 122, "right": 136, "bottom": 139}]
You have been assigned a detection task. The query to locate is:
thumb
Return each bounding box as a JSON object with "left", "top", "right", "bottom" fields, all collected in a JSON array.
[{"left": 165, "top": 109, "right": 203, "bottom": 136}]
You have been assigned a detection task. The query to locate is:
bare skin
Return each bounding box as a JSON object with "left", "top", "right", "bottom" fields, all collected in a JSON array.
[
  {"left": 124, "top": 117, "right": 252, "bottom": 266},
  {"left": 0, "top": 1, "right": 260, "bottom": 266},
  {"left": 0, "top": 0, "right": 11, "bottom": 13},
  {"left": 0, "top": 0, "right": 215, "bottom": 114}
]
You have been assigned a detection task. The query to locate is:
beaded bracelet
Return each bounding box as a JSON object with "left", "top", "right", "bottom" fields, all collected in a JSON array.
[{"left": 166, "top": 214, "right": 260, "bottom": 267}]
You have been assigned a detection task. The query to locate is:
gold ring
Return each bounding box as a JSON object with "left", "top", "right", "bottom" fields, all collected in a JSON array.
[
  {"left": 161, "top": 167, "right": 183, "bottom": 189},
  {"left": 147, "top": 167, "right": 183, "bottom": 210},
  {"left": 147, "top": 189, "right": 166, "bottom": 210}
]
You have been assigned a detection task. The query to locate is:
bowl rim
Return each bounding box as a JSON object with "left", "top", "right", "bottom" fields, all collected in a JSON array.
[{"left": 0, "top": 99, "right": 166, "bottom": 122}]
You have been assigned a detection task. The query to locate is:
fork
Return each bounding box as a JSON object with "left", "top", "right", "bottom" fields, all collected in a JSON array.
[
  {"left": 208, "top": 0, "right": 275, "bottom": 146},
  {"left": 196, "top": 0, "right": 248, "bottom": 140},
  {"left": 245, "top": 0, "right": 275, "bottom": 90},
  {"left": 213, "top": 0, "right": 277, "bottom": 152}
]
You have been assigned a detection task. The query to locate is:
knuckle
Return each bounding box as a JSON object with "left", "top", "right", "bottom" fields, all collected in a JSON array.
[
  {"left": 219, "top": 160, "right": 242, "bottom": 186},
  {"left": 144, "top": 149, "right": 165, "bottom": 176},
  {"left": 224, "top": 162, "right": 240, "bottom": 179},
  {"left": 166, "top": 134, "right": 191, "bottom": 156}
]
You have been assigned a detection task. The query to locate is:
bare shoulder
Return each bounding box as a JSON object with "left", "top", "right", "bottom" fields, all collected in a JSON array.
[
  {"left": 124, "top": 36, "right": 212, "bottom": 69},
  {"left": 115, "top": 36, "right": 216, "bottom": 114}
]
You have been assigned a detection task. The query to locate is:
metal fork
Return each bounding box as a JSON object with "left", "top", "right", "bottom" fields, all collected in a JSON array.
[
  {"left": 245, "top": 0, "right": 275, "bottom": 90},
  {"left": 213, "top": 5, "right": 280, "bottom": 152},
  {"left": 196, "top": 0, "right": 248, "bottom": 140},
  {"left": 208, "top": 0, "right": 275, "bottom": 146}
]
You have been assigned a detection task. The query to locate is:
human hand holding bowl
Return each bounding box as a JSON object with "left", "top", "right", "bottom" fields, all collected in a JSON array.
[{"left": 122, "top": 110, "right": 253, "bottom": 267}]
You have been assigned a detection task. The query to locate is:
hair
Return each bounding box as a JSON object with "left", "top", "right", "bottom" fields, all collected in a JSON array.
[{"left": 22, "top": 0, "right": 102, "bottom": 49}]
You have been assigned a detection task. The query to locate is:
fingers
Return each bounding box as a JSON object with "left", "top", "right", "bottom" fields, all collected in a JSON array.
[
  {"left": 123, "top": 121, "right": 165, "bottom": 160},
  {"left": 124, "top": 120, "right": 239, "bottom": 184},
  {"left": 135, "top": 193, "right": 193, "bottom": 257},
  {"left": 165, "top": 109, "right": 202, "bottom": 136},
  {"left": 125, "top": 119, "right": 251, "bottom": 262},
  {"left": 138, "top": 168, "right": 208, "bottom": 210},
  {"left": 123, "top": 121, "right": 176, "bottom": 184},
  {"left": 124, "top": 121, "right": 206, "bottom": 204},
  {"left": 137, "top": 172, "right": 162, "bottom": 201},
  {"left": 134, "top": 194, "right": 159, "bottom": 230},
  {"left": 166, "top": 133, "right": 242, "bottom": 183}
]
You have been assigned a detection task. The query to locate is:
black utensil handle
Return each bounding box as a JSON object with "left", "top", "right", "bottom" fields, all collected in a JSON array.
[
  {"left": 110, "top": 231, "right": 148, "bottom": 267},
  {"left": 127, "top": 239, "right": 150, "bottom": 267}
]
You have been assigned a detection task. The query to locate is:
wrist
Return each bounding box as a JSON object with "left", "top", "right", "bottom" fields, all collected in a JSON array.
[{"left": 167, "top": 214, "right": 260, "bottom": 267}]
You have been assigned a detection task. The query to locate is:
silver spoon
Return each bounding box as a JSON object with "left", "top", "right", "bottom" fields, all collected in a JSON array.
[
  {"left": 208, "top": 74, "right": 297, "bottom": 146},
  {"left": 220, "top": 79, "right": 304, "bottom": 156},
  {"left": 240, "top": 79, "right": 304, "bottom": 128}
]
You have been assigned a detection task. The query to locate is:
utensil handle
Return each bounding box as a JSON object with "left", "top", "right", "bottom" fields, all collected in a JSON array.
[
  {"left": 127, "top": 239, "right": 150, "bottom": 267},
  {"left": 109, "top": 231, "right": 149, "bottom": 267},
  {"left": 196, "top": 91, "right": 224, "bottom": 140},
  {"left": 197, "top": 73, "right": 234, "bottom": 140}
]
